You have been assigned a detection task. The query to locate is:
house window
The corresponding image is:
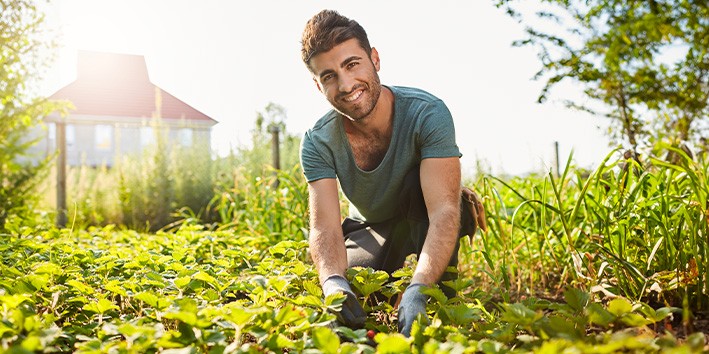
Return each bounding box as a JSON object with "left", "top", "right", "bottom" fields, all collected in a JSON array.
[
  {"left": 179, "top": 128, "right": 192, "bottom": 147},
  {"left": 47, "top": 123, "right": 56, "bottom": 141},
  {"left": 140, "top": 126, "right": 154, "bottom": 147},
  {"left": 66, "top": 124, "right": 75, "bottom": 149},
  {"left": 95, "top": 125, "right": 113, "bottom": 150}
]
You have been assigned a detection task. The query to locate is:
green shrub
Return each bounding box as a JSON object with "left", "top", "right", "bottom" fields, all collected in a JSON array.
[{"left": 0, "top": 0, "right": 65, "bottom": 231}]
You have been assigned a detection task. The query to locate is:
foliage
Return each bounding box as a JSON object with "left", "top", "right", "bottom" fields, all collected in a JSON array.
[
  {"left": 206, "top": 165, "right": 309, "bottom": 241},
  {"left": 0, "top": 224, "right": 703, "bottom": 353},
  {"left": 36, "top": 124, "right": 215, "bottom": 231},
  {"left": 6, "top": 146, "right": 709, "bottom": 352},
  {"left": 0, "top": 0, "right": 65, "bottom": 231},
  {"left": 495, "top": 0, "right": 709, "bottom": 153},
  {"left": 37, "top": 115, "right": 303, "bottom": 232},
  {"left": 117, "top": 123, "right": 214, "bottom": 231},
  {"left": 466, "top": 148, "right": 709, "bottom": 313}
]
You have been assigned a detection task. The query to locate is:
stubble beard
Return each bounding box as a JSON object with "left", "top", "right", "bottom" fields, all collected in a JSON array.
[{"left": 331, "top": 72, "right": 382, "bottom": 123}]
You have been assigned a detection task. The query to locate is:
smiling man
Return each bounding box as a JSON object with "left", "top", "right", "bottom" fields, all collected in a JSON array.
[{"left": 299, "top": 9, "right": 486, "bottom": 336}]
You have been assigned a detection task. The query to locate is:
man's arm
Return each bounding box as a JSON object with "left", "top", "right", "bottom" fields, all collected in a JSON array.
[
  {"left": 307, "top": 178, "right": 348, "bottom": 283},
  {"left": 412, "top": 157, "right": 462, "bottom": 285},
  {"left": 308, "top": 178, "right": 366, "bottom": 328},
  {"left": 398, "top": 156, "right": 461, "bottom": 336}
]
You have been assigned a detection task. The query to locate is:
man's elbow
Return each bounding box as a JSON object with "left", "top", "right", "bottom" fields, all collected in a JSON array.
[{"left": 430, "top": 204, "right": 461, "bottom": 232}]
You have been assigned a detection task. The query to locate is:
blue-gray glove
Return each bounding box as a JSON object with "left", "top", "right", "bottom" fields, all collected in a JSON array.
[
  {"left": 398, "top": 283, "right": 429, "bottom": 336},
  {"left": 322, "top": 275, "right": 366, "bottom": 329}
]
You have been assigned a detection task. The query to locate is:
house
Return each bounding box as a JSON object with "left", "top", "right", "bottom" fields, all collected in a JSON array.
[{"left": 33, "top": 51, "right": 218, "bottom": 167}]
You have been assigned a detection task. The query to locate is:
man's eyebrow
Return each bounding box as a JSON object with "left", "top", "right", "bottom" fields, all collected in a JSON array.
[
  {"left": 317, "top": 69, "right": 334, "bottom": 80},
  {"left": 317, "top": 56, "right": 363, "bottom": 80},
  {"left": 341, "top": 56, "right": 362, "bottom": 68}
]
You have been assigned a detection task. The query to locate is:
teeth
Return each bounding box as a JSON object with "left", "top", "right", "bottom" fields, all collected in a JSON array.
[{"left": 344, "top": 90, "right": 363, "bottom": 102}]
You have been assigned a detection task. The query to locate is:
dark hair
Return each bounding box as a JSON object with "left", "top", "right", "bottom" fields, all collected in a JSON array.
[{"left": 301, "top": 10, "right": 372, "bottom": 71}]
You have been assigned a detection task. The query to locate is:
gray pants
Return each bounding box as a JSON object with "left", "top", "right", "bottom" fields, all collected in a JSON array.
[{"left": 342, "top": 166, "right": 476, "bottom": 298}]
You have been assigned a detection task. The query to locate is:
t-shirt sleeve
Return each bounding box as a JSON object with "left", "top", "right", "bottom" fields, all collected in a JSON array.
[
  {"left": 300, "top": 131, "right": 337, "bottom": 182},
  {"left": 419, "top": 100, "right": 462, "bottom": 159}
]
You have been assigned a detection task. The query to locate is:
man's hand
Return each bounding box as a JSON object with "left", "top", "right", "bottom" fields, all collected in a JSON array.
[
  {"left": 462, "top": 186, "right": 487, "bottom": 232},
  {"left": 322, "top": 275, "right": 366, "bottom": 329},
  {"left": 398, "top": 283, "right": 429, "bottom": 336}
]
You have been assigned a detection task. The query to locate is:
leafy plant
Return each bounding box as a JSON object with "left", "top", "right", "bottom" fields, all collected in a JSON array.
[{"left": 0, "top": 0, "right": 67, "bottom": 231}]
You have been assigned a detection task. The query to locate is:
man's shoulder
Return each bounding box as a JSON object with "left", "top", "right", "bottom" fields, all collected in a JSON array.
[
  {"left": 391, "top": 86, "right": 443, "bottom": 105},
  {"left": 305, "top": 110, "right": 340, "bottom": 138}
]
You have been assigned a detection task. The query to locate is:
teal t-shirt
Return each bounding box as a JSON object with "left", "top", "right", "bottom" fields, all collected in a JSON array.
[{"left": 300, "top": 86, "right": 461, "bottom": 223}]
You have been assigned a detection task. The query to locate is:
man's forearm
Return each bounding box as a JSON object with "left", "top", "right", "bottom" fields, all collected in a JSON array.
[
  {"left": 310, "top": 228, "right": 349, "bottom": 284},
  {"left": 411, "top": 205, "right": 460, "bottom": 285}
]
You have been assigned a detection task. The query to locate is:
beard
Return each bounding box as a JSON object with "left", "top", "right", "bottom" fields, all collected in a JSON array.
[{"left": 329, "top": 71, "right": 382, "bottom": 122}]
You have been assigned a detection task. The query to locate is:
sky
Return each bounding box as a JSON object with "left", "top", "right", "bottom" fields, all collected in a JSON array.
[{"left": 40, "top": 0, "right": 613, "bottom": 176}]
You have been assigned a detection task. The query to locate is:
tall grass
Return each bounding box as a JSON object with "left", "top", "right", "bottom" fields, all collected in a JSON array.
[
  {"left": 39, "top": 137, "right": 216, "bottom": 231},
  {"left": 206, "top": 164, "right": 309, "bottom": 241},
  {"left": 460, "top": 148, "right": 708, "bottom": 311}
]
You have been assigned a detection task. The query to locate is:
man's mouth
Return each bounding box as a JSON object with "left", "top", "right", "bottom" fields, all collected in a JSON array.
[{"left": 342, "top": 89, "right": 364, "bottom": 102}]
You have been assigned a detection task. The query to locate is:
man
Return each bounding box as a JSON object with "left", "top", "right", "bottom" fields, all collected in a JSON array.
[{"left": 299, "top": 9, "right": 486, "bottom": 337}]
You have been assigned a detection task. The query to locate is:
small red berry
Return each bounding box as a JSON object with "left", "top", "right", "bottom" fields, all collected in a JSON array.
[{"left": 367, "top": 330, "right": 376, "bottom": 339}]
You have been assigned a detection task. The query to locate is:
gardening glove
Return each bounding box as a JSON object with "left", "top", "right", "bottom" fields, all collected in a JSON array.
[
  {"left": 462, "top": 186, "right": 488, "bottom": 233},
  {"left": 322, "top": 274, "right": 366, "bottom": 329},
  {"left": 398, "top": 283, "right": 429, "bottom": 337}
]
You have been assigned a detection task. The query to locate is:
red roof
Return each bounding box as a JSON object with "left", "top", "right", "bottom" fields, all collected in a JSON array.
[{"left": 50, "top": 51, "right": 217, "bottom": 124}]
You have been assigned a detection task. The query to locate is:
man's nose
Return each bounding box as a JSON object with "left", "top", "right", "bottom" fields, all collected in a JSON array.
[{"left": 338, "top": 72, "right": 356, "bottom": 93}]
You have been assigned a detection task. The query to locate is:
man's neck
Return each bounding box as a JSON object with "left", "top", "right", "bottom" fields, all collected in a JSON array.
[{"left": 344, "top": 86, "right": 394, "bottom": 136}]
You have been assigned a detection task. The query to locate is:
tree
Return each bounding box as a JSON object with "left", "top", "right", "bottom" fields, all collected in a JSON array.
[
  {"left": 236, "top": 102, "right": 301, "bottom": 175},
  {"left": 0, "top": 0, "right": 63, "bottom": 230},
  {"left": 496, "top": 0, "right": 708, "bottom": 155}
]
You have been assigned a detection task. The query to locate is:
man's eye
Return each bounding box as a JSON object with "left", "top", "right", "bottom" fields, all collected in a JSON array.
[
  {"left": 322, "top": 74, "right": 333, "bottom": 82},
  {"left": 347, "top": 62, "right": 358, "bottom": 69}
]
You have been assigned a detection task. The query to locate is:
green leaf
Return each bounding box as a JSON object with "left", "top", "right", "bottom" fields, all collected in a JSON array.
[
  {"left": 174, "top": 276, "right": 192, "bottom": 289},
  {"left": 442, "top": 303, "right": 480, "bottom": 325},
  {"left": 273, "top": 305, "right": 304, "bottom": 326},
  {"left": 347, "top": 267, "right": 389, "bottom": 298},
  {"left": 104, "top": 280, "right": 128, "bottom": 297},
  {"left": 607, "top": 298, "right": 633, "bottom": 316},
  {"left": 268, "top": 277, "right": 288, "bottom": 293},
  {"left": 539, "top": 316, "right": 583, "bottom": 340},
  {"left": 311, "top": 326, "right": 340, "bottom": 354},
  {"left": 420, "top": 286, "right": 448, "bottom": 305},
  {"left": 163, "top": 311, "right": 198, "bottom": 326},
  {"left": 619, "top": 313, "right": 650, "bottom": 327},
  {"left": 67, "top": 280, "right": 95, "bottom": 295},
  {"left": 295, "top": 295, "right": 322, "bottom": 307},
  {"left": 477, "top": 339, "right": 505, "bottom": 353},
  {"left": 586, "top": 303, "right": 616, "bottom": 327},
  {"left": 501, "top": 303, "right": 543, "bottom": 326},
  {"left": 223, "top": 305, "right": 259, "bottom": 326},
  {"left": 135, "top": 291, "right": 159, "bottom": 308},
  {"left": 0, "top": 294, "right": 33, "bottom": 308},
  {"left": 375, "top": 333, "right": 410, "bottom": 354},
  {"left": 33, "top": 262, "right": 63, "bottom": 276},
  {"left": 193, "top": 271, "right": 219, "bottom": 288},
  {"left": 563, "top": 288, "right": 589, "bottom": 312},
  {"left": 303, "top": 280, "right": 322, "bottom": 297},
  {"left": 83, "top": 298, "right": 118, "bottom": 314},
  {"left": 441, "top": 278, "right": 475, "bottom": 293}
]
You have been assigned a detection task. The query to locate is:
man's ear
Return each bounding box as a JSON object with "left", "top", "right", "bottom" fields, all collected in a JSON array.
[
  {"left": 371, "top": 47, "right": 381, "bottom": 71},
  {"left": 313, "top": 77, "right": 323, "bottom": 93}
]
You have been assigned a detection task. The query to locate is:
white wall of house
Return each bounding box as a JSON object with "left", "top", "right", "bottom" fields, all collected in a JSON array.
[{"left": 30, "top": 114, "right": 213, "bottom": 167}]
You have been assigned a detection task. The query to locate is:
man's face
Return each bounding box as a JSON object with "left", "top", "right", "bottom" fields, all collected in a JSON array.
[{"left": 309, "top": 38, "right": 382, "bottom": 122}]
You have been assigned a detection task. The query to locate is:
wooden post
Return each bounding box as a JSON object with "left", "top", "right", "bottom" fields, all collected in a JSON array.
[
  {"left": 56, "top": 121, "right": 67, "bottom": 227},
  {"left": 554, "top": 141, "right": 560, "bottom": 178},
  {"left": 269, "top": 125, "right": 280, "bottom": 188},
  {"left": 269, "top": 125, "right": 280, "bottom": 170}
]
